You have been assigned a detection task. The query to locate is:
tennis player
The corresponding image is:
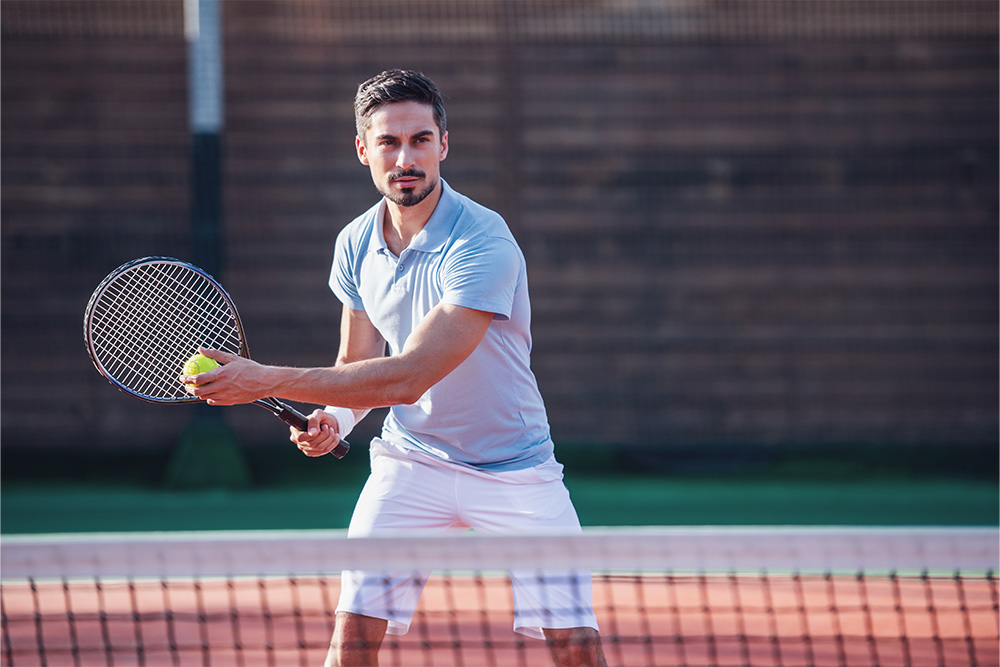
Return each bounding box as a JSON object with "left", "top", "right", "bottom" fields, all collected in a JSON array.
[{"left": 185, "top": 69, "right": 606, "bottom": 667}]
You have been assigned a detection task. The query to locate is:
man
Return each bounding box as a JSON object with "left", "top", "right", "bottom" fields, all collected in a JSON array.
[{"left": 184, "top": 69, "right": 606, "bottom": 667}]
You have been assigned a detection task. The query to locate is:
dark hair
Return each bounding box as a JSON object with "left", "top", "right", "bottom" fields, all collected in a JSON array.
[{"left": 354, "top": 69, "right": 447, "bottom": 142}]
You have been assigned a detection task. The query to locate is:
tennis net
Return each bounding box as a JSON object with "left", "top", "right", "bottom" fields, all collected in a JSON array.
[{"left": 2, "top": 527, "right": 997, "bottom": 666}]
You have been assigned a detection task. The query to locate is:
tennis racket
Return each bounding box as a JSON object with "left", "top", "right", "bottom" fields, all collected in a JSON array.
[{"left": 83, "top": 256, "right": 349, "bottom": 458}]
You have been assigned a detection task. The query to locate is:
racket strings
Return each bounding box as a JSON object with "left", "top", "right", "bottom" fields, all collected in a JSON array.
[
  {"left": 93, "top": 273, "right": 204, "bottom": 398},
  {"left": 98, "top": 268, "right": 235, "bottom": 398},
  {"left": 89, "top": 262, "right": 242, "bottom": 401},
  {"left": 94, "top": 272, "right": 191, "bottom": 394}
]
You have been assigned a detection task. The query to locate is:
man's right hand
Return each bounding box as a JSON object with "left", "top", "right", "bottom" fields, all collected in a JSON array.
[{"left": 290, "top": 409, "right": 344, "bottom": 457}]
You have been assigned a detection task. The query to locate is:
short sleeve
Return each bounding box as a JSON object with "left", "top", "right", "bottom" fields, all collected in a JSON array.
[
  {"left": 329, "top": 226, "right": 366, "bottom": 311},
  {"left": 440, "top": 236, "right": 521, "bottom": 320}
]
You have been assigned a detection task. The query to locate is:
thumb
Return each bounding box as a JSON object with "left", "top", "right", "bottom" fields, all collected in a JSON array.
[{"left": 307, "top": 415, "right": 326, "bottom": 437}]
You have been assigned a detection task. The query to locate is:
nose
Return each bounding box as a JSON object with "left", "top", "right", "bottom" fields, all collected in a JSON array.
[{"left": 396, "top": 143, "right": 416, "bottom": 170}]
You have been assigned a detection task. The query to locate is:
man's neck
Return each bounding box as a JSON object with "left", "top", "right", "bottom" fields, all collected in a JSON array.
[{"left": 383, "top": 181, "right": 443, "bottom": 256}]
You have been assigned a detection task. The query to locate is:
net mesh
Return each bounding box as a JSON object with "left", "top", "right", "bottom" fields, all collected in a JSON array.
[{"left": 2, "top": 528, "right": 997, "bottom": 667}]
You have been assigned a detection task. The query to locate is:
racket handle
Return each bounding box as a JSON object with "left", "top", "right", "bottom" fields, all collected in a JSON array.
[{"left": 277, "top": 404, "right": 350, "bottom": 459}]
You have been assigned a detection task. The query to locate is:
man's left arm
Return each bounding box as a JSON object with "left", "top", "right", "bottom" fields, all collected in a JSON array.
[{"left": 185, "top": 303, "right": 494, "bottom": 410}]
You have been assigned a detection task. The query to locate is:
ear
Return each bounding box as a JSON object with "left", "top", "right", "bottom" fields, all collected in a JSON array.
[
  {"left": 439, "top": 131, "right": 449, "bottom": 162},
  {"left": 356, "top": 136, "right": 369, "bottom": 165}
]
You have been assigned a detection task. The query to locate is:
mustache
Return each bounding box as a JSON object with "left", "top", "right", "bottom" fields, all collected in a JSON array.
[{"left": 388, "top": 168, "right": 426, "bottom": 181}]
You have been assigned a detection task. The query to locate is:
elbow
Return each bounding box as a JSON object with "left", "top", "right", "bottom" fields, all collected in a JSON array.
[
  {"left": 387, "top": 373, "right": 437, "bottom": 406},
  {"left": 383, "top": 358, "right": 442, "bottom": 406},
  {"left": 391, "top": 384, "right": 428, "bottom": 406}
]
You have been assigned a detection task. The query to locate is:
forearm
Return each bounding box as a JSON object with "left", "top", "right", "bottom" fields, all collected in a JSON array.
[
  {"left": 333, "top": 358, "right": 372, "bottom": 426},
  {"left": 268, "top": 355, "right": 429, "bottom": 410},
  {"left": 248, "top": 303, "right": 406, "bottom": 412},
  {"left": 193, "top": 304, "right": 492, "bottom": 410},
  {"left": 272, "top": 303, "right": 491, "bottom": 409}
]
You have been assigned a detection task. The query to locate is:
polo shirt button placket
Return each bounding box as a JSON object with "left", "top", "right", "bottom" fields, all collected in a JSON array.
[{"left": 393, "top": 257, "right": 406, "bottom": 292}]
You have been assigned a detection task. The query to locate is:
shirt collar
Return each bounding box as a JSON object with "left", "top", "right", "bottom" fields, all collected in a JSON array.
[
  {"left": 408, "top": 179, "right": 459, "bottom": 254},
  {"left": 368, "top": 199, "right": 390, "bottom": 255},
  {"left": 367, "top": 179, "right": 459, "bottom": 256}
]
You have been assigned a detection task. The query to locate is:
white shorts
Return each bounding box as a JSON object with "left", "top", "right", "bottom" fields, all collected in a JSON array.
[{"left": 336, "top": 438, "right": 599, "bottom": 639}]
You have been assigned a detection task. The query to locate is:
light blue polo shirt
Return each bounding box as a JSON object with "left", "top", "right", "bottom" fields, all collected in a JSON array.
[{"left": 330, "top": 180, "right": 554, "bottom": 471}]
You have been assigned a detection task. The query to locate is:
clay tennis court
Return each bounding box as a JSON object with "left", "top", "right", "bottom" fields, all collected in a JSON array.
[{"left": 3, "top": 571, "right": 997, "bottom": 666}]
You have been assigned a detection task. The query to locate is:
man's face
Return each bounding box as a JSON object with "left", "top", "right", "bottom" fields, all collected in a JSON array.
[{"left": 357, "top": 101, "right": 448, "bottom": 208}]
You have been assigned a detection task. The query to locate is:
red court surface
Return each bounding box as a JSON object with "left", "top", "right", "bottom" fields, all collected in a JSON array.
[{"left": 3, "top": 572, "right": 997, "bottom": 666}]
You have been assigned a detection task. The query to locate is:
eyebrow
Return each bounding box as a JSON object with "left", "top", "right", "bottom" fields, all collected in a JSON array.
[{"left": 374, "top": 129, "right": 436, "bottom": 143}]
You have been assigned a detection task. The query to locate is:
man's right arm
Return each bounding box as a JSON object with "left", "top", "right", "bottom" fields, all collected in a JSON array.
[
  {"left": 335, "top": 305, "right": 386, "bottom": 426},
  {"left": 290, "top": 305, "right": 384, "bottom": 456}
]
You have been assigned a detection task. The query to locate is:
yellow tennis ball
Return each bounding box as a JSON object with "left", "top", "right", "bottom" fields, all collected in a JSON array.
[{"left": 183, "top": 353, "right": 219, "bottom": 386}]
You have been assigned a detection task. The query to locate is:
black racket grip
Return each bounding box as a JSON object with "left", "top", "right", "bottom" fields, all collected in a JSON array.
[{"left": 277, "top": 404, "right": 350, "bottom": 459}]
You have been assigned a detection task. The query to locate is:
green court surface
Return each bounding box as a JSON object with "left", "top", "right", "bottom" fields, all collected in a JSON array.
[{"left": 2, "top": 441, "right": 996, "bottom": 534}]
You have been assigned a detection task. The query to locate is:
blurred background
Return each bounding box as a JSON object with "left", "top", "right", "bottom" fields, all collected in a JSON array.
[{"left": 2, "top": 0, "right": 997, "bottom": 533}]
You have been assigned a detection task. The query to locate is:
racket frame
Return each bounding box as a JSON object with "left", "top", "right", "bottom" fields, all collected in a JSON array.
[{"left": 84, "top": 256, "right": 348, "bottom": 458}]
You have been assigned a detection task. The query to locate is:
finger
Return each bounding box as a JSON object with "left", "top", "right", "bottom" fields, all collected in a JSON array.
[
  {"left": 299, "top": 441, "right": 331, "bottom": 457},
  {"left": 307, "top": 415, "right": 326, "bottom": 437},
  {"left": 292, "top": 423, "right": 333, "bottom": 453},
  {"left": 198, "top": 347, "right": 235, "bottom": 365}
]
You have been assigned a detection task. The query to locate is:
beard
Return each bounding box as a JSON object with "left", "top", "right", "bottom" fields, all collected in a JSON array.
[{"left": 378, "top": 169, "right": 438, "bottom": 207}]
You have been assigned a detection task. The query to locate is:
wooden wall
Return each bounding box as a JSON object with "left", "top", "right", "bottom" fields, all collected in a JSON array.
[{"left": 2, "top": 1, "right": 996, "bottom": 453}]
